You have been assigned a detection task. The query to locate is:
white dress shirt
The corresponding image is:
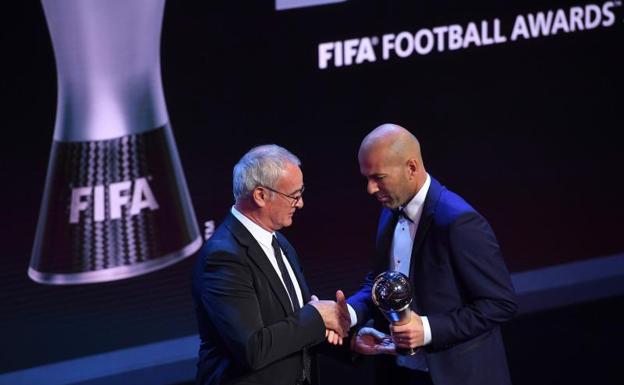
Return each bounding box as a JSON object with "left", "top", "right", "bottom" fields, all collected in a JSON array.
[{"left": 231, "top": 206, "right": 304, "bottom": 308}]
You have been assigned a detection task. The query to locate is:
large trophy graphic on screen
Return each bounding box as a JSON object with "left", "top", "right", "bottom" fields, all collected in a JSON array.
[{"left": 29, "top": 0, "right": 202, "bottom": 284}]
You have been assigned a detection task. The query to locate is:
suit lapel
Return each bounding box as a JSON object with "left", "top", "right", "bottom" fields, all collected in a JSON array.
[
  {"left": 224, "top": 213, "right": 293, "bottom": 314},
  {"left": 374, "top": 209, "right": 398, "bottom": 273},
  {"left": 409, "top": 177, "right": 443, "bottom": 278}
]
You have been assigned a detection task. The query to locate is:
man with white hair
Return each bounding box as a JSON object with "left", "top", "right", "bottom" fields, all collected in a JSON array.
[{"left": 192, "top": 144, "right": 350, "bottom": 385}]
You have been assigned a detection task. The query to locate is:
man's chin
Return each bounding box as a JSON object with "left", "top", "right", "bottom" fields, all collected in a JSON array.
[
  {"left": 380, "top": 200, "right": 398, "bottom": 209},
  {"left": 377, "top": 197, "right": 390, "bottom": 205}
]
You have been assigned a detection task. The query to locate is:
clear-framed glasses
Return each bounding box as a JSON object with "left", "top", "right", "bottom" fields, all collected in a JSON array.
[{"left": 261, "top": 185, "right": 305, "bottom": 207}]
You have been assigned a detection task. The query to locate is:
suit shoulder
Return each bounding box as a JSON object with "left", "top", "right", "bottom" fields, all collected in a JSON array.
[
  {"left": 435, "top": 187, "right": 481, "bottom": 226},
  {"left": 198, "top": 223, "right": 244, "bottom": 262}
]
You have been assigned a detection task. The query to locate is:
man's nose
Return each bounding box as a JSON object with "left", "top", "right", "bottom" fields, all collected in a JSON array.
[
  {"left": 295, "top": 196, "right": 304, "bottom": 209},
  {"left": 367, "top": 180, "right": 379, "bottom": 195}
]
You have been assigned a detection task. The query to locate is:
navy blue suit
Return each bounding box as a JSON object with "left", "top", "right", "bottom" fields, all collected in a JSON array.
[
  {"left": 192, "top": 213, "right": 326, "bottom": 385},
  {"left": 348, "top": 177, "right": 517, "bottom": 385}
]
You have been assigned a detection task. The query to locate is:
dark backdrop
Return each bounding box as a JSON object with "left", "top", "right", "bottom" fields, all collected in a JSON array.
[{"left": 1, "top": 0, "right": 622, "bottom": 374}]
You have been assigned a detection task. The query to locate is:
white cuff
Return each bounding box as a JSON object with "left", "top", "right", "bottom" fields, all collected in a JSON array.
[
  {"left": 347, "top": 304, "right": 357, "bottom": 328},
  {"left": 421, "top": 316, "right": 432, "bottom": 345}
]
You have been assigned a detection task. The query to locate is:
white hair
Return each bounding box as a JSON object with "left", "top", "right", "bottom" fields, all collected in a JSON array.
[{"left": 233, "top": 144, "right": 301, "bottom": 201}]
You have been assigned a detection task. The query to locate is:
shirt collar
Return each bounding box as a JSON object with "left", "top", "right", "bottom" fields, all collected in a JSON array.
[
  {"left": 231, "top": 206, "right": 275, "bottom": 248},
  {"left": 400, "top": 173, "right": 431, "bottom": 221}
]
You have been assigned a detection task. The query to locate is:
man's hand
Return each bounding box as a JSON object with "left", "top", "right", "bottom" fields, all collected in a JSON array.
[
  {"left": 389, "top": 310, "right": 424, "bottom": 349},
  {"left": 309, "top": 290, "right": 351, "bottom": 338},
  {"left": 325, "top": 329, "right": 341, "bottom": 345},
  {"left": 351, "top": 327, "right": 396, "bottom": 355},
  {"left": 323, "top": 290, "right": 350, "bottom": 345}
]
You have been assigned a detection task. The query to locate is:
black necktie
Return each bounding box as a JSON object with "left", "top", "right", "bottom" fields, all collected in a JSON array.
[
  {"left": 272, "top": 236, "right": 309, "bottom": 383},
  {"left": 271, "top": 236, "right": 300, "bottom": 310},
  {"left": 398, "top": 207, "right": 414, "bottom": 223}
]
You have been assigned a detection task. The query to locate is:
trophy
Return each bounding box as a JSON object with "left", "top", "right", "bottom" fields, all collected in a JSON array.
[
  {"left": 29, "top": 0, "right": 202, "bottom": 284},
  {"left": 371, "top": 271, "right": 416, "bottom": 355}
]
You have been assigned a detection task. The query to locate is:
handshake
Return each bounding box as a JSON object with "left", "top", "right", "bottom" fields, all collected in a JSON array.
[
  {"left": 308, "top": 290, "right": 351, "bottom": 345},
  {"left": 308, "top": 291, "right": 424, "bottom": 353}
]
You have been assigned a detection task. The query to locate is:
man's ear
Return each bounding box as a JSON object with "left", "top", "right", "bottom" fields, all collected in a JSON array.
[
  {"left": 252, "top": 187, "right": 268, "bottom": 207},
  {"left": 406, "top": 158, "right": 419, "bottom": 178}
]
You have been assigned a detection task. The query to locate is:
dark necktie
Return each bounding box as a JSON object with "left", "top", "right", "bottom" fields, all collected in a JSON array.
[
  {"left": 271, "top": 236, "right": 300, "bottom": 310},
  {"left": 272, "top": 236, "right": 310, "bottom": 383},
  {"left": 398, "top": 207, "right": 414, "bottom": 223}
]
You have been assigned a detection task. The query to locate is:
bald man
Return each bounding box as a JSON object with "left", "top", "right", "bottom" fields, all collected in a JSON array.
[{"left": 346, "top": 124, "right": 517, "bottom": 385}]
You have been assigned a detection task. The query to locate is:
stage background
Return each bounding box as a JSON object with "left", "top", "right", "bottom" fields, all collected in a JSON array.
[{"left": 1, "top": 0, "right": 623, "bottom": 383}]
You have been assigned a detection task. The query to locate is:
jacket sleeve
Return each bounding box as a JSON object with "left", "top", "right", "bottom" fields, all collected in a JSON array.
[
  {"left": 347, "top": 208, "right": 394, "bottom": 327},
  {"left": 196, "top": 248, "right": 326, "bottom": 370},
  {"left": 347, "top": 270, "right": 377, "bottom": 327},
  {"left": 427, "top": 212, "right": 518, "bottom": 349}
]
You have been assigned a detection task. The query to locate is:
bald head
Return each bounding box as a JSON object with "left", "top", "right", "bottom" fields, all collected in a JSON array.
[
  {"left": 359, "top": 123, "right": 423, "bottom": 166},
  {"left": 358, "top": 123, "right": 426, "bottom": 208}
]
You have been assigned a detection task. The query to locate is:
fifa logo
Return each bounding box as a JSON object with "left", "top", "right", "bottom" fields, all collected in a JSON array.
[{"left": 69, "top": 177, "right": 159, "bottom": 224}]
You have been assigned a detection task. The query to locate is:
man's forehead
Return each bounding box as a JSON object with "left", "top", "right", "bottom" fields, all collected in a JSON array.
[
  {"left": 360, "top": 145, "right": 387, "bottom": 166},
  {"left": 359, "top": 159, "right": 385, "bottom": 176},
  {"left": 278, "top": 164, "right": 303, "bottom": 186}
]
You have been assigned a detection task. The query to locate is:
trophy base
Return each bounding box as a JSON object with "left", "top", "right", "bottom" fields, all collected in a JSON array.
[
  {"left": 30, "top": 124, "right": 201, "bottom": 284},
  {"left": 28, "top": 235, "right": 202, "bottom": 285},
  {"left": 396, "top": 347, "right": 417, "bottom": 356}
]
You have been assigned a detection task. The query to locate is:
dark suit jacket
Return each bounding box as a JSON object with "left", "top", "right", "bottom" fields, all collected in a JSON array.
[
  {"left": 348, "top": 177, "right": 518, "bottom": 385},
  {"left": 192, "top": 212, "right": 326, "bottom": 385}
]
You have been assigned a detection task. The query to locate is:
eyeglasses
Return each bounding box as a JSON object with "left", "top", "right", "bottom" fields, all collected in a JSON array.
[{"left": 261, "top": 185, "right": 305, "bottom": 207}]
